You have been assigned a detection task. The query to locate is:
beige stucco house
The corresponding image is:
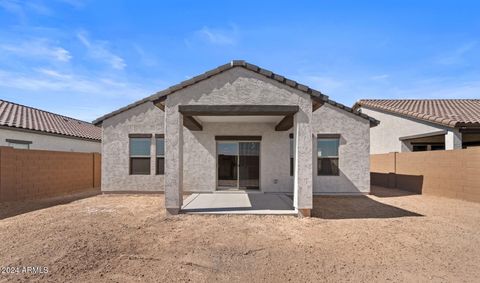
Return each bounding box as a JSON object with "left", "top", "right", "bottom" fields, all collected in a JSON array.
[
  {"left": 94, "top": 61, "right": 378, "bottom": 216},
  {"left": 354, "top": 99, "right": 480, "bottom": 154},
  {"left": 0, "top": 99, "right": 101, "bottom": 153}
]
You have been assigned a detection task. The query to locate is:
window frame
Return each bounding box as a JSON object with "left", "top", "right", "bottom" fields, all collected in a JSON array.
[
  {"left": 317, "top": 134, "right": 340, "bottom": 176},
  {"left": 129, "top": 134, "right": 152, "bottom": 175},
  {"left": 6, "top": 139, "right": 32, "bottom": 149},
  {"left": 155, "top": 134, "right": 165, "bottom": 175}
]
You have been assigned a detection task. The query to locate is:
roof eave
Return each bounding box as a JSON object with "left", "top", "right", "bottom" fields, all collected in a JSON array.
[{"left": 0, "top": 125, "right": 101, "bottom": 142}]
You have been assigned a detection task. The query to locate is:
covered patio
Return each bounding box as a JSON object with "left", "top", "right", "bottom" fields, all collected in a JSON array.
[
  {"left": 158, "top": 102, "right": 315, "bottom": 217},
  {"left": 181, "top": 192, "right": 296, "bottom": 215}
]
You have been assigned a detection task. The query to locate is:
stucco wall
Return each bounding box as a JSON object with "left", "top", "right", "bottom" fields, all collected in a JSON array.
[
  {"left": 361, "top": 107, "right": 449, "bottom": 154},
  {"left": 100, "top": 67, "right": 371, "bottom": 195},
  {"left": 167, "top": 67, "right": 312, "bottom": 106},
  {"left": 0, "top": 128, "right": 100, "bottom": 153},
  {"left": 312, "top": 104, "right": 371, "bottom": 194},
  {"left": 101, "top": 102, "right": 165, "bottom": 192}
]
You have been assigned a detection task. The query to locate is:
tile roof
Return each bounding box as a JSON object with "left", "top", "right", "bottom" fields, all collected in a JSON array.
[
  {"left": 354, "top": 99, "right": 480, "bottom": 128},
  {"left": 0, "top": 99, "right": 101, "bottom": 141},
  {"left": 93, "top": 60, "right": 379, "bottom": 126}
]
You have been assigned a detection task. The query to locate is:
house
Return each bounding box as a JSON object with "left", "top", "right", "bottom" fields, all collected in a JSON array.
[
  {"left": 353, "top": 99, "right": 480, "bottom": 154},
  {"left": 93, "top": 60, "right": 378, "bottom": 216},
  {"left": 0, "top": 99, "right": 101, "bottom": 152}
]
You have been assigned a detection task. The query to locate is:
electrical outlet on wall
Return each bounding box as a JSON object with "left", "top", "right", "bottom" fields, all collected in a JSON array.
[{"left": 273, "top": 179, "right": 278, "bottom": 184}]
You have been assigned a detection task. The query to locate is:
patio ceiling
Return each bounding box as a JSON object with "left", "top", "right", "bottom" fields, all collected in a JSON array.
[{"left": 178, "top": 105, "right": 299, "bottom": 131}]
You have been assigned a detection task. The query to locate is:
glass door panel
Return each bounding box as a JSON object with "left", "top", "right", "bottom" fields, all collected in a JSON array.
[
  {"left": 217, "top": 142, "right": 238, "bottom": 188},
  {"left": 238, "top": 142, "right": 260, "bottom": 189}
]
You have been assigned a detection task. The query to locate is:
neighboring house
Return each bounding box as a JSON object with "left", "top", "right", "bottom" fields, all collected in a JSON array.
[
  {"left": 0, "top": 99, "right": 101, "bottom": 152},
  {"left": 353, "top": 99, "right": 480, "bottom": 154},
  {"left": 93, "top": 60, "right": 378, "bottom": 216}
]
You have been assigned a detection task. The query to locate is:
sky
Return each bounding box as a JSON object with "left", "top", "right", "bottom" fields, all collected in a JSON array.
[{"left": 0, "top": 0, "right": 479, "bottom": 122}]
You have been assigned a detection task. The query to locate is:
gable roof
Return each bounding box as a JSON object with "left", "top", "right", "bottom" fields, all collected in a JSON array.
[
  {"left": 0, "top": 99, "right": 101, "bottom": 141},
  {"left": 354, "top": 99, "right": 480, "bottom": 128},
  {"left": 93, "top": 60, "right": 378, "bottom": 126}
]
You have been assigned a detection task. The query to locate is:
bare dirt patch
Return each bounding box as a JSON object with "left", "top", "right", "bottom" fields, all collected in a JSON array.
[{"left": 1, "top": 187, "right": 479, "bottom": 282}]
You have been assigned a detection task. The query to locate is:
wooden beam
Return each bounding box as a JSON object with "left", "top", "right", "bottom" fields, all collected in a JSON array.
[
  {"left": 183, "top": 116, "right": 203, "bottom": 131},
  {"left": 312, "top": 99, "right": 325, "bottom": 112},
  {"left": 178, "top": 105, "right": 299, "bottom": 116},
  {"left": 215, "top": 136, "right": 262, "bottom": 141},
  {"left": 275, "top": 114, "right": 294, "bottom": 131},
  {"left": 153, "top": 95, "right": 166, "bottom": 111},
  {"left": 154, "top": 101, "right": 165, "bottom": 111}
]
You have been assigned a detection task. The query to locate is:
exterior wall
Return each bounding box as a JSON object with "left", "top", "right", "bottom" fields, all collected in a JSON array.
[
  {"left": 360, "top": 107, "right": 450, "bottom": 154},
  {"left": 370, "top": 148, "right": 480, "bottom": 203},
  {"left": 0, "top": 128, "right": 100, "bottom": 153},
  {"left": 100, "top": 67, "right": 372, "bottom": 196},
  {"left": 101, "top": 102, "right": 165, "bottom": 192},
  {"left": 0, "top": 146, "right": 100, "bottom": 202},
  {"left": 312, "top": 104, "right": 371, "bottom": 194}
]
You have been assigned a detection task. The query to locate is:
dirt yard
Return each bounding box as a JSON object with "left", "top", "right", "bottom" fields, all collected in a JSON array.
[{"left": 1, "top": 187, "right": 479, "bottom": 282}]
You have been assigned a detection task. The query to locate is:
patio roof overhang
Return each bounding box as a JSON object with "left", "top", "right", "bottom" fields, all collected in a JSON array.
[
  {"left": 399, "top": 130, "right": 447, "bottom": 141},
  {"left": 176, "top": 104, "right": 300, "bottom": 131}
]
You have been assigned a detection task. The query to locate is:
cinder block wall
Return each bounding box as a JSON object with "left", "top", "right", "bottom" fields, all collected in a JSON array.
[
  {"left": 0, "top": 146, "right": 101, "bottom": 202},
  {"left": 371, "top": 148, "right": 480, "bottom": 202}
]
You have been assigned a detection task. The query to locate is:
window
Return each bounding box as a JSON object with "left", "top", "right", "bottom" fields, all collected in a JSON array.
[
  {"left": 412, "top": 145, "right": 428, "bottom": 152},
  {"left": 430, "top": 145, "right": 445, "bottom": 151},
  {"left": 6, "top": 139, "right": 31, "bottom": 149},
  {"left": 129, "top": 134, "right": 151, "bottom": 175},
  {"left": 412, "top": 144, "right": 445, "bottom": 151},
  {"left": 317, "top": 135, "right": 340, "bottom": 176},
  {"left": 156, "top": 135, "right": 165, "bottom": 175}
]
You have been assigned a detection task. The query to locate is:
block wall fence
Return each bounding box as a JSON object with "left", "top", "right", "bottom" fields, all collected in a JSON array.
[
  {"left": 370, "top": 147, "right": 480, "bottom": 203},
  {"left": 0, "top": 146, "right": 101, "bottom": 202}
]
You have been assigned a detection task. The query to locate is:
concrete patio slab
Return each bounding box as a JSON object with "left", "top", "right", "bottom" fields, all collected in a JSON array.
[{"left": 182, "top": 193, "right": 296, "bottom": 215}]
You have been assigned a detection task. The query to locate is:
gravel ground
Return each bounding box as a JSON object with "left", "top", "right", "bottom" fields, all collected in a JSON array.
[{"left": 0, "top": 187, "right": 479, "bottom": 282}]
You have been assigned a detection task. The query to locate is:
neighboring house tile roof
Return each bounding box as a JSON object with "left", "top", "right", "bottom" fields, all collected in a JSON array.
[
  {"left": 354, "top": 99, "right": 480, "bottom": 128},
  {"left": 0, "top": 99, "right": 101, "bottom": 141},
  {"left": 93, "top": 60, "right": 379, "bottom": 126}
]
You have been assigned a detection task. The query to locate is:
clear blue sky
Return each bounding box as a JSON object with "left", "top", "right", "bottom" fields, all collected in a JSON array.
[{"left": 1, "top": 0, "right": 479, "bottom": 122}]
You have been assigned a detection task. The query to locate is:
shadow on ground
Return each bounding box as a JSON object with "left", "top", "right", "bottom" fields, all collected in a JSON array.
[
  {"left": 0, "top": 190, "right": 100, "bottom": 220},
  {"left": 370, "top": 186, "right": 421, "bottom": 198},
  {"left": 312, "top": 193, "right": 423, "bottom": 219}
]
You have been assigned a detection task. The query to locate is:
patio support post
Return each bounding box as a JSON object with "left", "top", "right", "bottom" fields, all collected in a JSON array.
[
  {"left": 445, "top": 130, "right": 462, "bottom": 150},
  {"left": 293, "top": 102, "right": 313, "bottom": 217},
  {"left": 164, "top": 103, "right": 184, "bottom": 215}
]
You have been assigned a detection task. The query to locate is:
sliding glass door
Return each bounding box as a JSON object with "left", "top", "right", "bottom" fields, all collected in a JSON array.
[
  {"left": 217, "top": 142, "right": 238, "bottom": 189},
  {"left": 238, "top": 142, "right": 260, "bottom": 189},
  {"left": 217, "top": 141, "right": 260, "bottom": 190}
]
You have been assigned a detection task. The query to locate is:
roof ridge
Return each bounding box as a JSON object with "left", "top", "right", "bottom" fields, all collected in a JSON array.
[{"left": 0, "top": 99, "right": 94, "bottom": 125}]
